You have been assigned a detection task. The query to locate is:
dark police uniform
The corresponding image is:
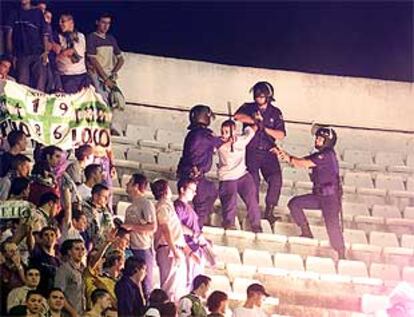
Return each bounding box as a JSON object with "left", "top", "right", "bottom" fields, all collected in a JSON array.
[
  {"left": 177, "top": 126, "right": 224, "bottom": 228},
  {"left": 235, "top": 102, "right": 285, "bottom": 209},
  {"left": 287, "top": 148, "right": 345, "bottom": 254}
]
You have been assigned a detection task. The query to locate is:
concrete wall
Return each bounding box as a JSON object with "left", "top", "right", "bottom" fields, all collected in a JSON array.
[{"left": 117, "top": 52, "right": 414, "bottom": 132}]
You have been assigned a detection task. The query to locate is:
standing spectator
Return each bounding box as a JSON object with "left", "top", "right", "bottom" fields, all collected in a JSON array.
[
  {"left": 5, "top": 0, "right": 48, "bottom": 91},
  {"left": 123, "top": 173, "right": 156, "bottom": 298},
  {"left": 47, "top": 288, "right": 66, "bottom": 317},
  {"left": 55, "top": 239, "right": 87, "bottom": 316},
  {"left": 102, "top": 307, "right": 118, "bottom": 317},
  {"left": 178, "top": 274, "right": 211, "bottom": 317},
  {"left": 151, "top": 179, "right": 199, "bottom": 302},
  {"left": 28, "top": 161, "right": 60, "bottom": 206},
  {"left": 31, "top": 192, "right": 60, "bottom": 233},
  {"left": 0, "top": 239, "right": 26, "bottom": 316},
  {"left": 29, "top": 226, "right": 61, "bottom": 295},
  {"left": 87, "top": 13, "right": 124, "bottom": 105},
  {"left": 12, "top": 290, "right": 47, "bottom": 317},
  {"left": 115, "top": 257, "right": 147, "bottom": 317},
  {"left": 77, "top": 163, "right": 104, "bottom": 200},
  {"left": 61, "top": 207, "right": 87, "bottom": 243},
  {"left": 207, "top": 291, "right": 228, "bottom": 317},
  {"left": 144, "top": 289, "right": 169, "bottom": 317},
  {"left": 83, "top": 288, "right": 113, "bottom": 317},
  {"left": 56, "top": 13, "right": 90, "bottom": 94},
  {"left": 232, "top": 283, "right": 269, "bottom": 317},
  {"left": 234, "top": 81, "right": 286, "bottom": 224},
  {"left": 0, "top": 130, "right": 28, "bottom": 178},
  {"left": 7, "top": 266, "right": 41, "bottom": 313},
  {"left": 0, "top": 56, "right": 16, "bottom": 81},
  {"left": 174, "top": 179, "right": 208, "bottom": 288},
  {"left": 0, "top": 154, "right": 31, "bottom": 200},
  {"left": 66, "top": 144, "right": 93, "bottom": 186}
]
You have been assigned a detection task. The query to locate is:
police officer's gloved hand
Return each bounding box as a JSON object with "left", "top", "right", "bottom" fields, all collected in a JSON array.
[{"left": 254, "top": 119, "right": 265, "bottom": 131}]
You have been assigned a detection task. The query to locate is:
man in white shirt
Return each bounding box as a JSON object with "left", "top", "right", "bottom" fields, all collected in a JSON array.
[
  {"left": 77, "top": 164, "right": 103, "bottom": 200},
  {"left": 217, "top": 120, "right": 262, "bottom": 232},
  {"left": 232, "top": 283, "right": 269, "bottom": 317}
]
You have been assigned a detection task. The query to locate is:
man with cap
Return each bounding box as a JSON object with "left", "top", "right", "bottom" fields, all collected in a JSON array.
[
  {"left": 272, "top": 127, "right": 345, "bottom": 259},
  {"left": 232, "top": 283, "right": 269, "bottom": 317},
  {"left": 234, "top": 81, "right": 286, "bottom": 225},
  {"left": 177, "top": 104, "right": 225, "bottom": 228}
]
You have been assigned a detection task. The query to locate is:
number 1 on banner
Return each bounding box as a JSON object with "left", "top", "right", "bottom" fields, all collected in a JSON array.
[{"left": 27, "top": 97, "right": 46, "bottom": 115}]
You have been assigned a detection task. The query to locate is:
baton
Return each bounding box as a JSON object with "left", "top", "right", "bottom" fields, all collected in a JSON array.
[{"left": 227, "top": 101, "right": 234, "bottom": 152}]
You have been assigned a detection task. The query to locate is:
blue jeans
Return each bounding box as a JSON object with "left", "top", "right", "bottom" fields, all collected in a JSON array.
[{"left": 131, "top": 248, "right": 154, "bottom": 299}]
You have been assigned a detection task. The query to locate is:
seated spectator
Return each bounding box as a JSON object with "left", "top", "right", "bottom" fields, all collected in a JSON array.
[
  {"left": 207, "top": 291, "right": 228, "bottom": 317},
  {"left": 0, "top": 55, "right": 16, "bottom": 81},
  {"left": 232, "top": 283, "right": 269, "bottom": 317},
  {"left": 55, "top": 239, "right": 87, "bottom": 316},
  {"left": 47, "top": 288, "right": 66, "bottom": 317},
  {"left": 9, "top": 290, "right": 47, "bottom": 317},
  {"left": 29, "top": 226, "right": 60, "bottom": 295},
  {"left": 83, "top": 288, "right": 113, "bottom": 317},
  {"left": 178, "top": 274, "right": 211, "bottom": 317},
  {"left": 0, "top": 130, "right": 28, "bottom": 178},
  {"left": 7, "top": 266, "right": 41, "bottom": 313},
  {"left": 31, "top": 192, "right": 60, "bottom": 234},
  {"left": 61, "top": 207, "right": 87, "bottom": 243},
  {"left": 5, "top": 0, "right": 48, "bottom": 91},
  {"left": 56, "top": 13, "right": 91, "bottom": 94},
  {"left": 115, "top": 256, "right": 147, "bottom": 317},
  {"left": 151, "top": 179, "right": 199, "bottom": 302},
  {"left": 0, "top": 154, "right": 31, "bottom": 200},
  {"left": 144, "top": 288, "right": 169, "bottom": 317},
  {"left": 82, "top": 184, "right": 113, "bottom": 248},
  {"left": 29, "top": 161, "right": 60, "bottom": 206},
  {"left": 0, "top": 239, "right": 26, "bottom": 316},
  {"left": 78, "top": 163, "right": 104, "bottom": 200},
  {"left": 66, "top": 144, "right": 93, "bottom": 185},
  {"left": 87, "top": 12, "right": 124, "bottom": 107}
]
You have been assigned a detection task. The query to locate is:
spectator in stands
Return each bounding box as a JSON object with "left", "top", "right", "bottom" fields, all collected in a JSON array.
[
  {"left": 109, "top": 227, "right": 132, "bottom": 258},
  {"left": 82, "top": 184, "right": 113, "bottom": 248},
  {"left": 87, "top": 12, "right": 124, "bottom": 105},
  {"left": 232, "top": 283, "right": 269, "bottom": 317},
  {"left": 66, "top": 144, "right": 93, "bottom": 185},
  {"left": 152, "top": 179, "right": 199, "bottom": 302},
  {"left": 217, "top": 119, "right": 262, "bottom": 232},
  {"left": 39, "top": 145, "right": 64, "bottom": 173},
  {"left": 234, "top": 81, "right": 286, "bottom": 224},
  {"left": 274, "top": 127, "right": 346, "bottom": 259},
  {"left": 115, "top": 256, "right": 147, "bottom": 317},
  {"left": 0, "top": 56, "right": 16, "bottom": 81},
  {"left": 36, "top": 0, "right": 47, "bottom": 13},
  {"left": 77, "top": 163, "right": 104, "bottom": 200},
  {"left": 123, "top": 173, "right": 156, "bottom": 298},
  {"left": 11, "top": 290, "right": 47, "bottom": 317},
  {"left": 29, "top": 160, "right": 60, "bottom": 206},
  {"left": 178, "top": 274, "right": 211, "bottom": 317},
  {"left": 7, "top": 266, "right": 41, "bottom": 313},
  {"left": 61, "top": 208, "right": 87, "bottom": 243},
  {"left": 56, "top": 13, "right": 91, "bottom": 93},
  {"left": 31, "top": 192, "right": 60, "bottom": 233},
  {"left": 177, "top": 105, "right": 224, "bottom": 228},
  {"left": 83, "top": 288, "right": 113, "bottom": 317},
  {"left": 7, "top": 176, "right": 31, "bottom": 200},
  {"left": 174, "top": 179, "right": 209, "bottom": 287},
  {"left": 55, "top": 239, "right": 87, "bottom": 316},
  {"left": 5, "top": 0, "right": 48, "bottom": 91},
  {"left": 29, "top": 226, "right": 60, "bottom": 295},
  {"left": 99, "top": 249, "right": 125, "bottom": 305},
  {"left": 144, "top": 288, "right": 169, "bottom": 317},
  {"left": 0, "top": 154, "right": 31, "bottom": 200},
  {"left": 159, "top": 302, "right": 178, "bottom": 317},
  {"left": 0, "top": 239, "right": 26, "bottom": 315},
  {"left": 0, "top": 130, "right": 28, "bottom": 178},
  {"left": 47, "top": 288, "right": 66, "bottom": 317},
  {"left": 206, "top": 291, "right": 228, "bottom": 317}
]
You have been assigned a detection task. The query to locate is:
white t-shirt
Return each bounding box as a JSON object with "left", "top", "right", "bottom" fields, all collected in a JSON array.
[
  {"left": 77, "top": 183, "right": 92, "bottom": 201},
  {"left": 217, "top": 127, "right": 255, "bottom": 181},
  {"left": 56, "top": 32, "right": 87, "bottom": 75},
  {"left": 232, "top": 306, "right": 268, "bottom": 317}
]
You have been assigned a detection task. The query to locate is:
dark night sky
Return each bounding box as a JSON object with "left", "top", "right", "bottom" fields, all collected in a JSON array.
[{"left": 1, "top": 0, "right": 413, "bottom": 82}]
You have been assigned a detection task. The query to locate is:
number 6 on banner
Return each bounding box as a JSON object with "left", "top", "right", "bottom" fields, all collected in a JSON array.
[{"left": 53, "top": 125, "right": 63, "bottom": 140}]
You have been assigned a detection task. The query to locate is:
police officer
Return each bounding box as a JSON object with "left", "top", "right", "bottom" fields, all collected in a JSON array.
[
  {"left": 177, "top": 105, "right": 224, "bottom": 228},
  {"left": 272, "top": 127, "right": 345, "bottom": 259},
  {"left": 234, "top": 82, "right": 286, "bottom": 224}
]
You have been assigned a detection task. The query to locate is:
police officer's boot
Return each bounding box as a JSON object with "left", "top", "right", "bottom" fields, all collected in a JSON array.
[
  {"left": 264, "top": 204, "right": 281, "bottom": 225},
  {"left": 337, "top": 248, "right": 346, "bottom": 260},
  {"left": 300, "top": 222, "right": 314, "bottom": 239}
]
